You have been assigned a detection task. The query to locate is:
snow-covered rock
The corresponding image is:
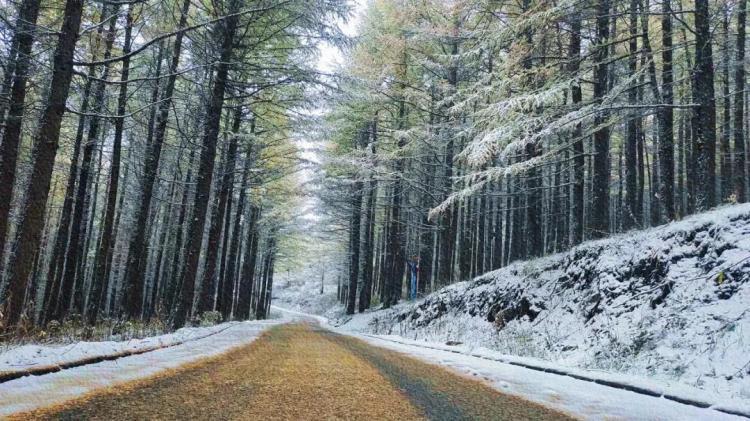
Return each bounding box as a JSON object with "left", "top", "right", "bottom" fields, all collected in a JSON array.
[{"left": 343, "top": 204, "right": 750, "bottom": 401}]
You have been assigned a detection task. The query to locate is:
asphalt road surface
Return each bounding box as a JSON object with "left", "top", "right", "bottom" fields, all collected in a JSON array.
[{"left": 12, "top": 323, "right": 574, "bottom": 420}]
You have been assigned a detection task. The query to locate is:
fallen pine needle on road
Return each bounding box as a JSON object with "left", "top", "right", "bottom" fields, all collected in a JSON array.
[{"left": 11, "top": 323, "right": 573, "bottom": 420}]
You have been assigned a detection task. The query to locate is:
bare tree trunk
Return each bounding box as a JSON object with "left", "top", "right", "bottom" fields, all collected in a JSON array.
[
  {"left": 236, "top": 205, "right": 259, "bottom": 320},
  {"left": 568, "top": 14, "right": 584, "bottom": 245},
  {"left": 590, "top": 0, "right": 611, "bottom": 239},
  {"left": 122, "top": 0, "right": 190, "bottom": 320},
  {"left": 88, "top": 7, "right": 134, "bottom": 324},
  {"left": 4, "top": 0, "right": 86, "bottom": 328},
  {"left": 735, "top": 0, "right": 747, "bottom": 202},
  {"left": 692, "top": 0, "right": 717, "bottom": 210},
  {"left": 199, "top": 106, "right": 240, "bottom": 319},
  {"left": 174, "top": 0, "right": 240, "bottom": 328},
  {"left": 0, "top": 0, "right": 42, "bottom": 265},
  {"left": 59, "top": 10, "right": 118, "bottom": 319}
]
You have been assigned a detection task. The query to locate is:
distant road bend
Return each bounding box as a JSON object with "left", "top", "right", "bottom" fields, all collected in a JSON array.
[{"left": 11, "top": 323, "right": 573, "bottom": 420}]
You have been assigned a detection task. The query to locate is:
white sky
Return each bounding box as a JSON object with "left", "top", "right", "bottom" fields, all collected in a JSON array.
[
  {"left": 316, "top": 0, "right": 366, "bottom": 74},
  {"left": 293, "top": 0, "right": 366, "bottom": 225}
]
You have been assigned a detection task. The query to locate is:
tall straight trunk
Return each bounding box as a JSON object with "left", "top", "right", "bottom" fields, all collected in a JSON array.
[
  {"left": 236, "top": 205, "right": 259, "bottom": 320},
  {"left": 678, "top": 110, "right": 686, "bottom": 214},
  {"left": 692, "top": 0, "right": 717, "bottom": 210},
  {"left": 590, "top": 0, "right": 611, "bottom": 239},
  {"left": 437, "top": 138, "right": 455, "bottom": 285},
  {"left": 144, "top": 43, "right": 165, "bottom": 147},
  {"left": 359, "top": 175, "right": 377, "bottom": 311},
  {"left": 459, "top": 196, "right": 473, "bottom": 277},
  {"left": 347, "top": 174, "right": 363, "bottom": 315},
  {"left": 510, "top": 169, "right": 525, "bottom": 261},
  {"left": 624, "top": 0, "right": 639, "bottom": 230},
  {"left": 174, "top": 2, "right": 239, "bottom": 328},
  {"left": 123, "top": 0, "right": 191, "bottom": 320},
  {"left": 222, "top": 118, "right": 256, "bottom": 317},
  {"left": 59, "top": 10, "right": 118, "bottom": 320},
  {"left": 649, "top": 132, "right": 660, "bottom": 225},
  {"left": 42, "top": 64, "right": 96, "bottom": 323},
  {"left": 163, "top": 148, "right": 195, "bottom": 312},
  {"left": 222, "top": 147, "right": 253, "bottom": 319},
  {"left": 720, "top": 8, "right": 732, "bottom": 201},
  {"left": 437, "top": 24, "right": 460, "bottom": 285},
  {"left": 0, "top": 37, "right": 19, "bottom": 128},
  {"left": 4, "top": 0, "right": 86, "bottom": 327},
  {"left": 377, "top": 205, "right": 390, "bottom": 304},
  {"left": 359, "top": 124, "right": 377, "bottom": 311},
  {"left": 0, "top": 0, "right": 42, "bottom": 265},
  {"left": 525, "top": 143, "right": 542, "bottom": 256},
  {"left": 735, "top": 0, "right": 747, "bottom": 203},
  {"left": 78, "top": 134, "right": 104, "bottom": 306},
  {"left": 213, "top": 108, "right": 241, "bottom": 320},
  {"left": 89, "top": 7, "right": 133, "bottom": 324},
  {"left": 659, "top": 0, "right": 675, "bottom": 220},
  {"left": 255, "top": 235, "right": 276, "bottom": 320},
  {"left": 148, "top": 159, "right": 182, "bottom": 319},
  {"left": 384, "top": 102, "right": 406, "bottom": 308},
  {"left": 492, "top": 181, "right": 504, "bottom": 269},
  {"left": 568, "top": 15, "right": 584, "bottom": 245},
  {"left": 476, "top": 186, "right": 487, "bottom": 272},
  {"left": 197, "top": 118, "right": 236, "bottom": 314}
]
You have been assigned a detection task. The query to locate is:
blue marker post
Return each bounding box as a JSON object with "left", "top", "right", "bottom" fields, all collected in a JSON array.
[{"left": 407, "top": 256, "right": 419, "bottom": 300}]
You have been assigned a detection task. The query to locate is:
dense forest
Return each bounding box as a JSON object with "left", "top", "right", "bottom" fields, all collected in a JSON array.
[
  {"left": 0, "top": 0, "right": 748, "bottom": 332},
  {"left": 321, "top": 0, "right": 749, "bottom": 314},
  {"left": 0, "top": 0, "right": 348, "bottom": 331}
]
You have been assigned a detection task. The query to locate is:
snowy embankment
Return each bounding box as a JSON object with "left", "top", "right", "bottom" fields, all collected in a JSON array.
[
  {"left": 333, "top": 204, "right": 750, "bottom": 417},
  {"left": 273, "top": 304, "right": 748, "bottom": 420},
  {"left": 0, "top": 323, "right": 237, "bottom": 382},
  {"left": 0, "top": 319, "right": 283, "bottom": 416},
  {"left": 353, "top": 332, "right": 744, "bottom": 420}
]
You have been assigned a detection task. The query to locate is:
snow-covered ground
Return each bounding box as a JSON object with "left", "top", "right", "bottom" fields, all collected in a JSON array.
[
  {"left": 337, "top": 204, "right": 750, "bottom": 402},
  {"left": 269, "top": 306, "right": 747, "bottom": 420},
  {"left": 354, "top": 332, "right": 745, "bottom": 420},
  {"left": 276, "top": 204, "right": 750, "bottom": 418},
  {"left": 0, "top": 319, "right": 283, "bottom": 416},
  {"left": 273, "top": 275, "right": 342, "bottom": 316},
  {"left": 0, "top": 322, "right": 237, "bottom": 378}
]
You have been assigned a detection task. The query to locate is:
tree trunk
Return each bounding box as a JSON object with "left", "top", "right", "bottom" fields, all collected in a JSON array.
[
  {"left": 4, "top": 0, "right": 86, "bottom": 328},
  {"left": 568, "top": 14, "right": 584, "bottom": 245},
  {"left": 59, "top": 10, "right": 118, "bottom": 320},
  {"left": 236, "top": 205, "right": 260, "bottom": 320},
  {"left": 692, "top": 0, "right": 717, "bottom": 210},
  {"left": 590, "top": 0, "right": 611, "bottom": 239},
  {"left": 0, "top": 0, "right": 42, "bottom": 265},
  {"left": 88, "top": 7, "right": 134, "bottom": 324},
  {"left": 174, "top": 0, "right": 240, "bottom": 328},
  {"left": 194, "top": 106, "right": 239, "bottom": 317},
  {"left": 122, "top": 0, "right": 190, "bottom": 320},
  {"left": 658, "top": 0, "right": 675, "bottom": 220},
  {"left": 346, "top": 170, "right": 363, "bottom": 315},
  {"left": 624, "top": 0, "right": 639, "bottom": 230},
  {"left": 735, "top": 0, "right": 747, "bottom": 203}
]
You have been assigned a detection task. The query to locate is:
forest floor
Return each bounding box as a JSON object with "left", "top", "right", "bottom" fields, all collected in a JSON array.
[{"left": 9, "top": 323, "right": 572, "bottom": 421}]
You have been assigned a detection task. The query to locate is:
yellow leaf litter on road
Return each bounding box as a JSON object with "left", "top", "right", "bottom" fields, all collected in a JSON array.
[{"left": 11, "top": 323, "right": 574, "bottom": 420}]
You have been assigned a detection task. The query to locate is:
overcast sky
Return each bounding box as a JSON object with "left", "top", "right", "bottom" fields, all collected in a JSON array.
[{"left": 316, "top": 0, "right": 366, "bottom": 74}]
